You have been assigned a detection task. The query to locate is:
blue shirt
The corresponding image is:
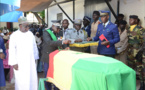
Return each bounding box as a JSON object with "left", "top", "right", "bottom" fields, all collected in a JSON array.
[
  {"left": 0, "top": 36, "right": 6, "bottom": 87},
  {"left": 93, "top": 21, "right": 120, "bottom": 55}
]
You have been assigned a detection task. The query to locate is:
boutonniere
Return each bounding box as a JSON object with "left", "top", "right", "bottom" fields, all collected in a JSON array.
[{"left": 74, "top": 30, "right": 76, "bottom": 33}]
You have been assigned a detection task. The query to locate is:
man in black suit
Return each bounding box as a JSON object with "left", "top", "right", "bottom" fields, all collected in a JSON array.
[{"left": 41, "top": 20, "right": 71, "bottom": 90}]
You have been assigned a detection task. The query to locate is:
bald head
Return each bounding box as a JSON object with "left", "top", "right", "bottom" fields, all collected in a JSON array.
[{"left": 62, "top": 19, "right": 69, "bottom": 30}]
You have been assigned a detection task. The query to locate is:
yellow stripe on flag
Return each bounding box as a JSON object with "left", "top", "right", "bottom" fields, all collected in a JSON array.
[{"left": 53, "top": 50, "right": 102, "bottom": 90}]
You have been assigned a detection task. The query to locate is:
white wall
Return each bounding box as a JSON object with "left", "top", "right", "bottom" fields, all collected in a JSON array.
[
  {"left": 13, "top": 22, "right": 19, "bottom": 28},
  {"left": 46, "top": 0, "right": 118, "bottom": 28},
  {"left": 47, "top": 0, "right": 85, "bottom": 28},
  {"left": 26, "top": 12, "right": 38, "bottom": 23},
  {"left": 46, "top": 0, "right": 145, "bottom": 27},
  {"left": 92, "top": 0, "right": 117, "bottom": 23},
  {"left": 45, "top": 9, "right": 48, "bottom": 24},
  {"left": 120, "top": 0, "right": 145, "bottom": 27},
  {"left": 84, "top": 0, "right": 117, "bottom": 23},
  {"left": 0, "top": 22, "right": 19, "bottom": 29},
  {"left": 110, "top": 0, "right": 118, "bottom": 22},
  {"left": 144, "top": 0, "right": 145, "bottom": 27},
  {"left": 0, "top": 22, "right": 6, "bottom": 28}
]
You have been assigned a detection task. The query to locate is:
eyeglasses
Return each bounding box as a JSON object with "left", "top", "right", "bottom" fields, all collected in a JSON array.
[{"left": 25, "top": 25, "right": 29, "bottom": 28}]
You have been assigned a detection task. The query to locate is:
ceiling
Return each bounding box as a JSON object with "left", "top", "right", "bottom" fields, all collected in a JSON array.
[{"left": 16, "top": 0, "right": 53, "bottom": 12}]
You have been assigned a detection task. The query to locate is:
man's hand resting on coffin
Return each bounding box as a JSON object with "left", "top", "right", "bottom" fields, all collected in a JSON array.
[
  {"left": 101, "top": 41, "right": 110, "bottom": 46},
  {"left": 63, "top": 40, "right": 71, "bottom": 44},
  {"left": 87, "top": 37, "right": 92, "bottom": 41},
  {"left": 75, "top": 39, "right": 82, "bottom": 42}
]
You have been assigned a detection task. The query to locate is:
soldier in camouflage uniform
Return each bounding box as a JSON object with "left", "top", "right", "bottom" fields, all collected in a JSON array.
[
  {"left": 141, "top": 32, "right": 145, "bottom": 90},
  {"left": 127, "top": 15, "right": 145, "bottom": 90}
]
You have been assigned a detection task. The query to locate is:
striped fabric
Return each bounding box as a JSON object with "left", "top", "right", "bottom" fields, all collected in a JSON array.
[{"left": 47, "top": 50, "right": 136, "bottom": 90}]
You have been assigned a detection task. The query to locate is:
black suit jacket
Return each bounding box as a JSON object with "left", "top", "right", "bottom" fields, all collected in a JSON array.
[{"left": 41, "top": 30, "right": 63, "bottom": 63}]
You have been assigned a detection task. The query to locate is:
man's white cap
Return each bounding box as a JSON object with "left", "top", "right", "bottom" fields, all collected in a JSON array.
[
  {"left": 51, "top": 20, "right": 61, "bottom": 27},
  {"left": 18, "top": 16, "right": 27, "bottom": 24}
]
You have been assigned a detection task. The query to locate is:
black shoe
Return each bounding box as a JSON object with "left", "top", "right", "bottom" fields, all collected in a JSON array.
[{"left": 139, "top": 82, "right": 145, "bottom": 90}]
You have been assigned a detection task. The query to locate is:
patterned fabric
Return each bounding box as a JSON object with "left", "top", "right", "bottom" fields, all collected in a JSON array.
[
  {"left": 127, "top": 25, "right": 145, "bottom": 82},
  {"left": 3, "top": 49, "right": 10, "bottom": 68},
  {"left": 142, "top": 32, "right": 145, "bottom": 81}
]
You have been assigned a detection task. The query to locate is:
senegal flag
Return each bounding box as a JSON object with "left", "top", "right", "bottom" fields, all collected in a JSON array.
[{"left": 47, "top": 50, "right": 136, "bottom": 90}]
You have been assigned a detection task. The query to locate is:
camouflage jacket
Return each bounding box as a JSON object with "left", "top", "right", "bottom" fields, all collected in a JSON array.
[
  {"left": 128, "top": 25, "right": 144, "bottom": 50},
  {"left": 142, "top": 32, "right": 145, "bottom": 61}
]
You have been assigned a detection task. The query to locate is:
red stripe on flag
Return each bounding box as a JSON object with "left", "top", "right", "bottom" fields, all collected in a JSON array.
[{"left": 47, "top": 50, "right": 60, "bottom": 78}]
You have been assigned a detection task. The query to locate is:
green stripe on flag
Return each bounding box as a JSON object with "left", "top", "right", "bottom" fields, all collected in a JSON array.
[{"left": 71, "top": 56, "right": 136, "bottom": 90}]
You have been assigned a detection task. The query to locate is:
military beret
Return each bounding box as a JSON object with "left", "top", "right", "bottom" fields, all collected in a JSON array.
[
  {"left": 129, "top": 15, "right": 138, "bottom": 19},
  {"left": 119, "top": 20, "right": 127, "bottom": 25},
  {"left": 83, "top": 16, "right": 91, "bottom": 22},
  {"left": 118, "top": 14, "right": 124, "bottom": 17},
  {"left": 93, "top": 11, "right": 100, "bottom": 16}
]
